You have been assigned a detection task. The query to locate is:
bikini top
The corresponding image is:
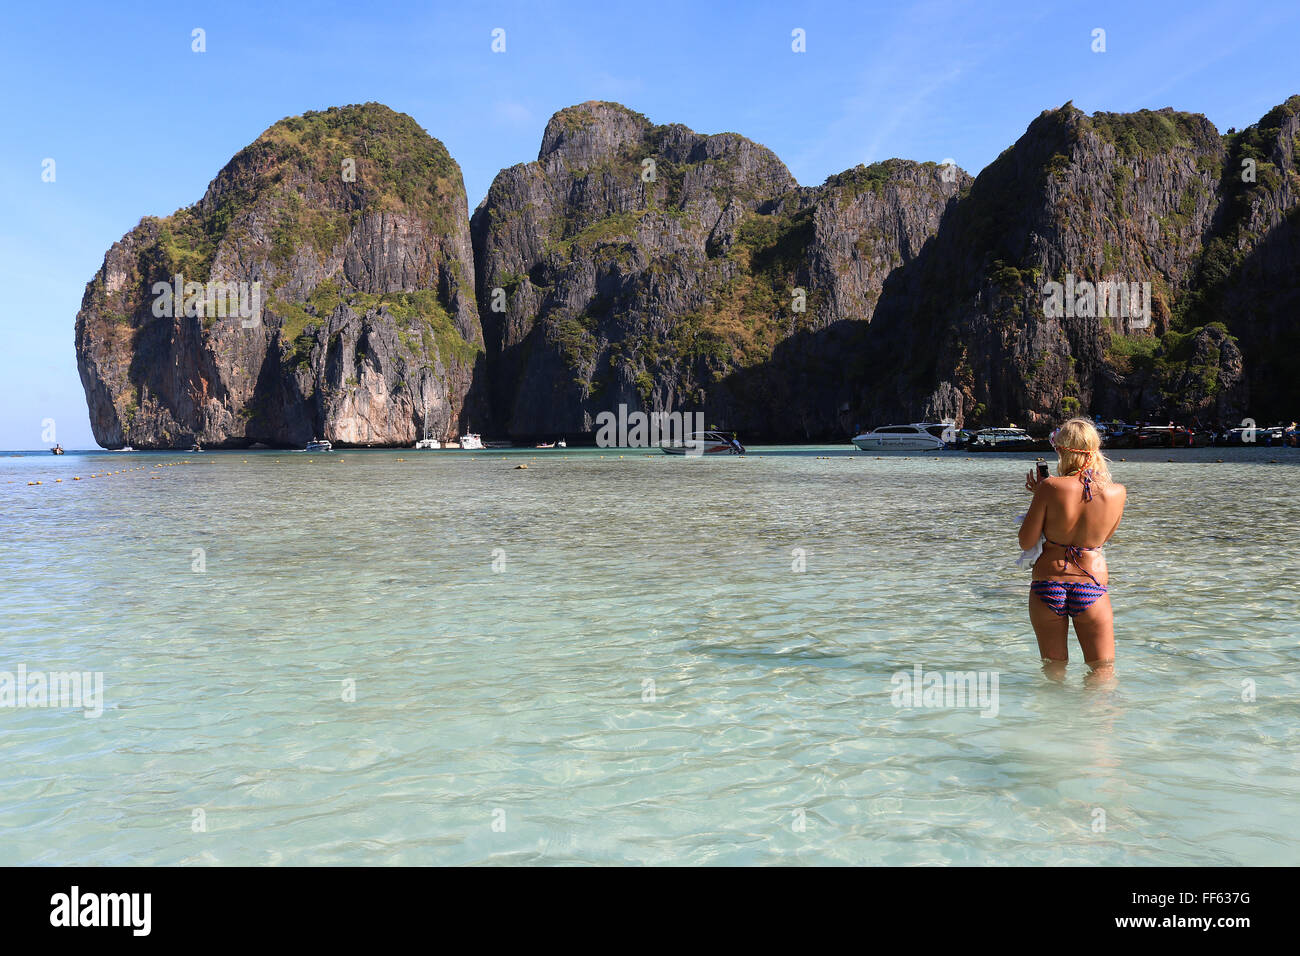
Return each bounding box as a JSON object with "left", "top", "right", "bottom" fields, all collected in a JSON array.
[{"left": 1043, "top": 537, "right": 1103, "bottom": 585}]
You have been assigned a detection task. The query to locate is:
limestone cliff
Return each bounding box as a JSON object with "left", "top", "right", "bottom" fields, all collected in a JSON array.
[
  {"left": 471, "top": 101, "right": 968, "bottom": 439},
  {"left": 75, "top": 103, "right": 484, "bottom": 449},
  {"left": 859, "top": 101, "right": 1299, "bottom": 427},
  {"left": 77, "top": 96, "right": 1300, "bottom": 447}
]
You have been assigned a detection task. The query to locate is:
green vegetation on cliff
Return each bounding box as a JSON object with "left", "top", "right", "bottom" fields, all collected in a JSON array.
[
  {"left": 1088, "top": 108, "right": 1203, "bottom": 158},
  {"left": 271, "top": 281, "right": 479, "bottom": 370},
  {"left": 134, "top": 104, "right": 466, "bottom": 294}
]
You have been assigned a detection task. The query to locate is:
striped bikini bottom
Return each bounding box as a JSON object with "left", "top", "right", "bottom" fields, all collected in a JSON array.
[{"left": 1030, "top": 580, "right": 1108, "bottom": 617}]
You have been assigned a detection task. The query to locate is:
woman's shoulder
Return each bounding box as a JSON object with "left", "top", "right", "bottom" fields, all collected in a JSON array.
[{"left": 1041, "top": 475, "right": 1079, "bottom": 493}]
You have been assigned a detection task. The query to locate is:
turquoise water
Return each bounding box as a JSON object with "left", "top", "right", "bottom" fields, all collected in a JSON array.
[{"left": 2, "top": 445, "right": 1297, "bottom": 865}]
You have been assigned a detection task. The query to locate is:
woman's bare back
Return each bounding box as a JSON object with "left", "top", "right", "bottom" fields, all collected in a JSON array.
[{"left": 1022, "top": 475, "right": 1127, "bottom": 585}]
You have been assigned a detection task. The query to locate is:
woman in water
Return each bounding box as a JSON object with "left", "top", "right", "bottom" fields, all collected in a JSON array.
[{"left": 1018, "top": 417, "right": 1126, "bottom": 670}]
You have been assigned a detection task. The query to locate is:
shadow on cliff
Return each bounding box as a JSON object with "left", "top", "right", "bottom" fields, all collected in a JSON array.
[
  {"left": 460, "top": 351, "right": 493, "bottom": 433},
  {"left": 1204, "top": 211, "right": 1300, "bottom": 419},
  {"left": 707, "top": 318, "right": 873, "bottom": 441}
]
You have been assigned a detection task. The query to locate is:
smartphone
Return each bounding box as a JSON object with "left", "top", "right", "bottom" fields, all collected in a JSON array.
[{"left": 1037, "top": 463, "right": 1049, "bottom": 480}]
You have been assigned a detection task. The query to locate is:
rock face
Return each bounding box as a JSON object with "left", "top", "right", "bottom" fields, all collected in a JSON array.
[
  {"left": 77, "top": 96, "right": 1300, "bottom": 447},
  {"left": 75, "top": 104, "right": 484, "bottom": 449},
  {"left": 472, "top": 99, "right": 1300, "bottom": 438},
  {"left": 472, "top": 102, "right": 968, "bottom": 440},
  {"left": 859, "top": 99, "right": 1300, "bottom": 428}
]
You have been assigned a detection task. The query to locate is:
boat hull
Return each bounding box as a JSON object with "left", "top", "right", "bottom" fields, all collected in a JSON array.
[
  {"left": 851, "top": 437, "right": 944, "bottom": 451},
  {"left": 660, "top": 443, "right": 735, "bottom": 455}
]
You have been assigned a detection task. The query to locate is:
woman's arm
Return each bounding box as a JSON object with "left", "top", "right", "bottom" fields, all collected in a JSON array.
[
  {"left": 1018, "top": 477, "right": 1049, "bottom": 550},
  {"left": 1103, "top": 484, "right": 1128, "bottom": 543}
]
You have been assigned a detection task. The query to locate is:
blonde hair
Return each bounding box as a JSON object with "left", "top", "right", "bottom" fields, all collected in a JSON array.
[{"left": 1053, "top": 417, "right": 1111, "bottom": 484}]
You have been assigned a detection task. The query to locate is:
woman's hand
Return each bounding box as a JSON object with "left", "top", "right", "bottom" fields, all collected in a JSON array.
[{"left": 1024, "top": 469, "right": 1041, "bottom": 493}]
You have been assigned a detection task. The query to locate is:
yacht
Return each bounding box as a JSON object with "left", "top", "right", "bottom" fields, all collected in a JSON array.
[
  {"left": 305, "top": 438, "right": 332, "bottom": 452},
  {"left": 414, "top": 438, "right": 441, "bottom": 449},
  {"left": 457, "top": 433, "right": 485, "bottom": 450},
  {"left": 660, "top": 431, "right": 743, "bottom": 455},
  {"left": 851, "top": 424, "right": 947, "bottom": 451}
]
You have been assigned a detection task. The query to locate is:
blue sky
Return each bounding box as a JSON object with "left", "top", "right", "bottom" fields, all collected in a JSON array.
[{"left": 1, "top": 0, "right": 1296, "bottom": 448}]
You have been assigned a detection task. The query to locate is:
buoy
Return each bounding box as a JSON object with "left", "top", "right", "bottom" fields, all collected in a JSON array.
[{"left": 515, "top": 464, "right": 528, "bottom": 469}]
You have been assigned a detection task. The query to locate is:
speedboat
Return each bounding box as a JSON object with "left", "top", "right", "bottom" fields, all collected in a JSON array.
[
  {"left": 305, "top": 438, "right": 332, "bottom": 452},
  {"left": 660, "top": 431, "right": 743, "bottom": 455},
  {"left": 50, "top": 444, "right": 65, "bottom": 455},
  {"left": 414, "top": 438, "right": 441, "bottom": 449},
  {"left": 457, "top": 433, "right": 485, "bottom": 450},
  {"left": 557, "top": 439, "right": 567, "bottom": 448},
  {"left": 851, "top": 424, "right": 946, "bottom": 451},
  {"left": 971, "top": 427, "right": 1034, "bottom": 448},
  {"left": 535, "top": 441, "right": 556, "bottom": 449}
]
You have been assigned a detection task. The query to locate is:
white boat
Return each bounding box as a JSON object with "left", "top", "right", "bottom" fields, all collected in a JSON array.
[
  {"left": 305, "top": 438, "right": 332, "bottom": 452},
  {"left": 851, "top": 423, "right": 946, "bottom": 451},
  {"left": 971, "top": 427, "right": 1033, "bottom": 448},
  {"left": 660, "top": 430, "right": 744, "bottom": 455},
  {"left": 557, "top": 439, "right": 567, "bottom": 448},
  {"left": 414, "top": 438, "right": 441, "bottom": 449},
  {"left": 457, "top": 433, "right": 484, "bottom": 450}
]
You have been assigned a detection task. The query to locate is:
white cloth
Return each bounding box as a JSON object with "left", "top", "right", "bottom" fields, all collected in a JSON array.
[{"left": 1014, "top": 512, "right": 1043, "bottom": 569}]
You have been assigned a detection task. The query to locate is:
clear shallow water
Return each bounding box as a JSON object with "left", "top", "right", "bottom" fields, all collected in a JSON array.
[{"left": 1, "top": 445, "right": 1297, "bottom": 866}]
